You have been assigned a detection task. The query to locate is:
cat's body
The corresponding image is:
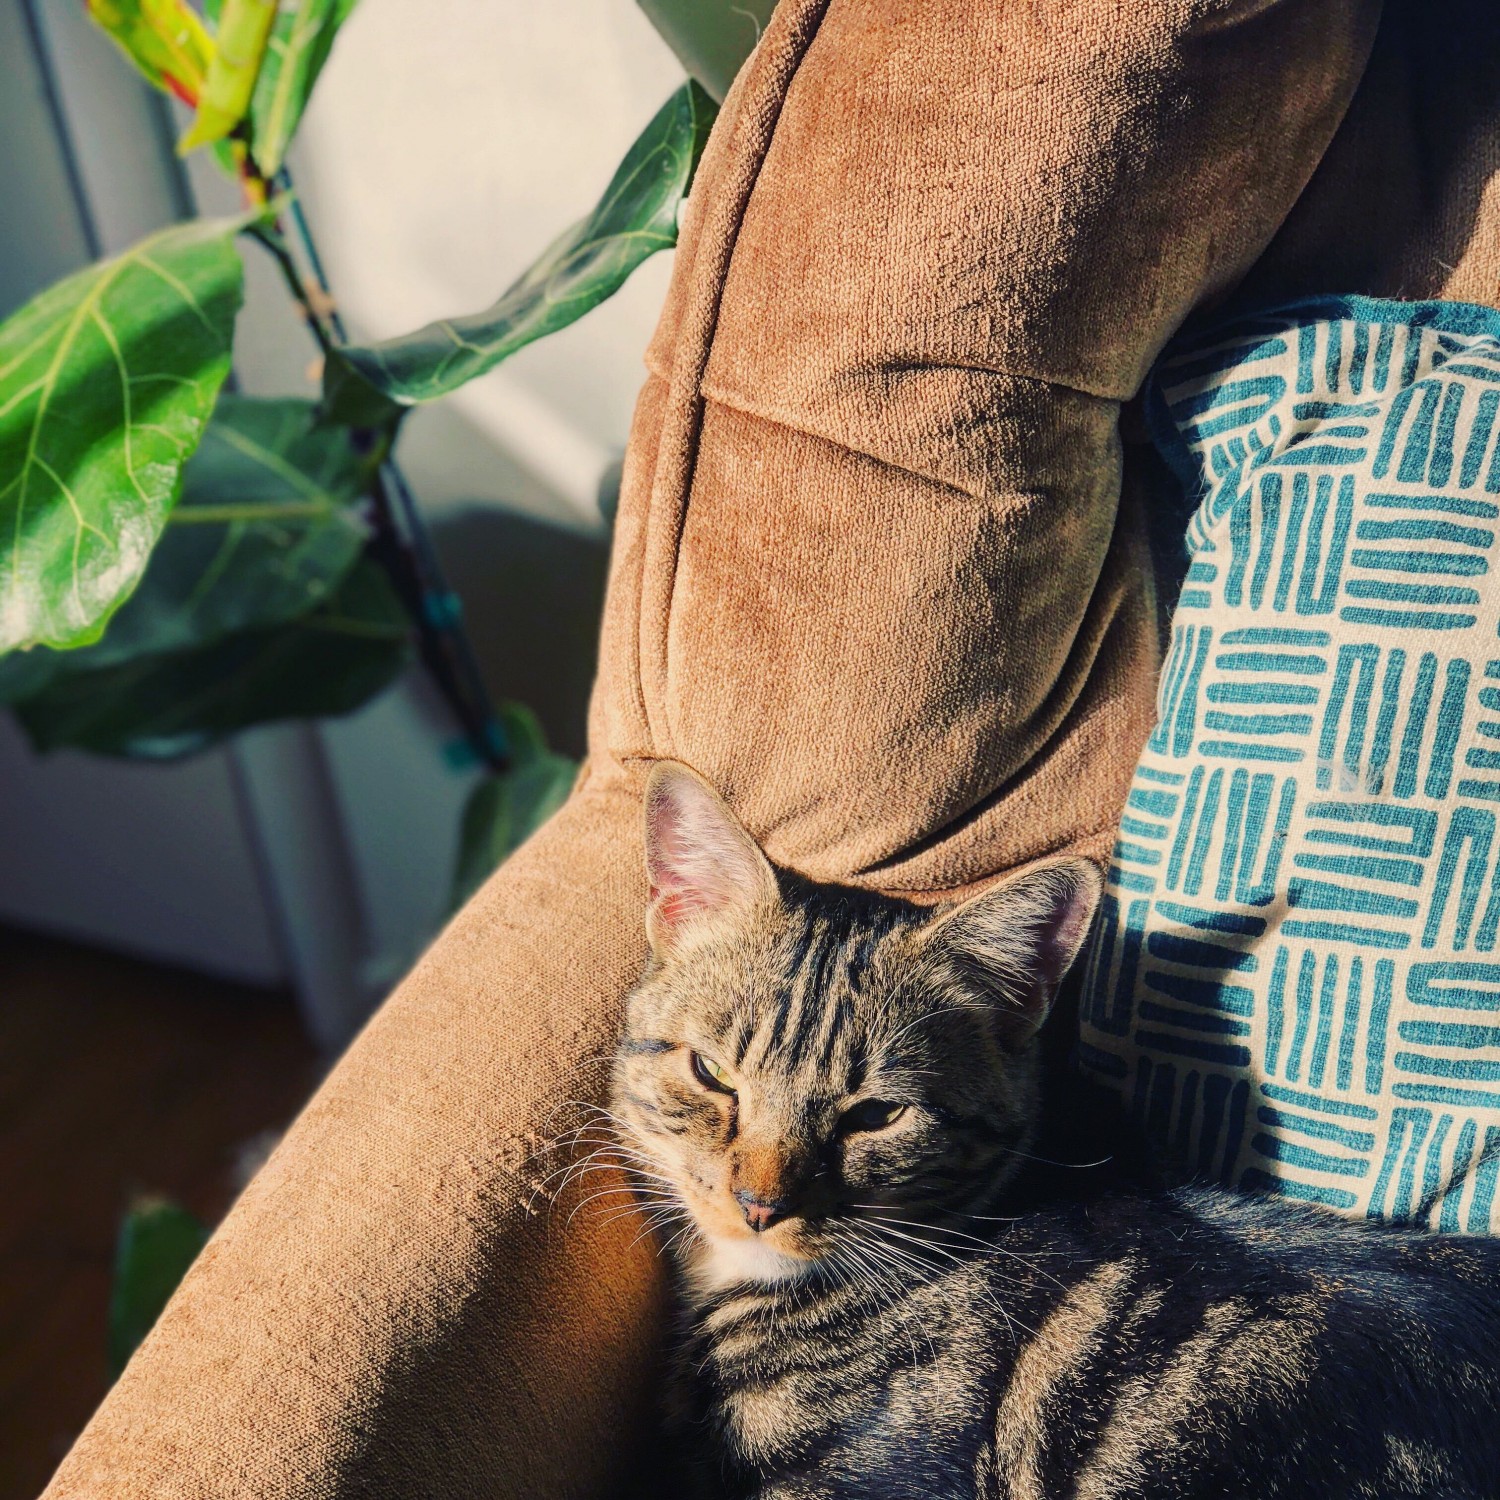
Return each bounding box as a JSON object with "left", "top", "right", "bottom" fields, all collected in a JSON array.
[
  {"left": 677, "top": 1169, "right": 1500, "bottom": 1499},
  {"left": 609, "top": 764, "right": 1500, "bottom": 1500}
]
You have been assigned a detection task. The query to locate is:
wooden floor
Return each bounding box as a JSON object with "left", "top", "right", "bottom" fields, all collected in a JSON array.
[{"left": 0, "top": 927, "right": 322, "bottom": 1500}]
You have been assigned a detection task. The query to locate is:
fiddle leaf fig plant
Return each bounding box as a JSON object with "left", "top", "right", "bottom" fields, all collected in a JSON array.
[
  {"left": 331, "top": 80, "right": 717, "bottom": 410},
  {"left": 0, "top": 216, "right": 247, "bottom": 653},
  {"left": 0, "top": 396, "right": 368, "bottom": 694},
  {"left": 181, "top": 0, "right": 281, "bottom": 150},
  {"left": 108, "top": 1198, "right": 209, "bottom": 1379},
  {"left": 450, "top": 703, "right": 577, "bottom": 910},
  {"left": 635, "top": 0, "right": 773, "bottom": 101},
  {"left": 0, "top": 1, "right": 721, "bottom": 897},
  {"left": 86, "top": 0, "right": 215, "bottom": 106},
  {"left": 190, "top": 0, "right": 362, "bottom": 176}
]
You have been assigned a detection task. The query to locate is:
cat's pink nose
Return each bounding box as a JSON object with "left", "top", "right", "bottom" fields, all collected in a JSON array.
[{"left": 734, "top": 1189, "right": 791, "bottom": 1232}]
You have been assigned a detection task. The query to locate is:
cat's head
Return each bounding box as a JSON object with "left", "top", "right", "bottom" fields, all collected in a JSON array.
[{"left": 610, "top": 762, "right": 1101, "bottom": 1293}]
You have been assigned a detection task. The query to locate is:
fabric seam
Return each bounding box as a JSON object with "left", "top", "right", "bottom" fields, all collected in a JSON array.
[{"left": 692, "top": 372, "right": 1119, "bottom": 503}]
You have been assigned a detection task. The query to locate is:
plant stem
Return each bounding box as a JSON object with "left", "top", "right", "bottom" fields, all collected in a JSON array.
[
  {"left": 277, "top": 174, "right": 348, "bottom": 344},
  {"left": 373, "top": 460, "right": 510, "bottom": 766},
  {"left": 243, "top": 151, "right": 508, "bottom": 772},
  {"left": 251, "top": 220, "right": 332, "bottom": 356}
]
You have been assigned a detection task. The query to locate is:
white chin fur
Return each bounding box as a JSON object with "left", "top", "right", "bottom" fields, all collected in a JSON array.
[{"left": 686, "top": 1233, "right": 815, "bottom": 1295}]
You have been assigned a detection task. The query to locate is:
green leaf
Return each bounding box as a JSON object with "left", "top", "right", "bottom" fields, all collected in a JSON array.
[
  {"left": 248, "top": 0, "right": 363, "bottom": 177},
  {"left": 0, "top": 644, "right": 61, "bottom": 705},
  {"left": 330, "top": 81, "right": 718, "bottom": 408},
  {"left": 0, "top": 396, "right": 370, "bottom": 701},
  {"left": 318, "top": 342, "right": 406, "bottom": 430},
  {"left": 11, "top": 554, "right": 411, "bottom": 759},
  {"left": 0, "top": 217, "right": 247, "bottom": 654},
  {"left": 86, "top": 0, "right": 215, "bottom": 108},
  {"left": 200, "top": 0, "right": 361, "bottom": 174},
  {"left": 108, "top": 1198, "right": 208, "bottom": 1380},
  {"left": 494, "top": 700, "right": 550, "bottom": 762},
  {"left": 159, "top": 395, "right": 371, "bottom": 630},
  {"left": 180, "top": 0, "right": 280, "bottom": 153},
  {"left": 636, "top": 0, "right": 774, "bottom": 102},
  {"left": 98, "top": 396, "right": 367, "bottom": 666},
  {"left": 451, "top": 704, "right": 576, "bottom": 909}
]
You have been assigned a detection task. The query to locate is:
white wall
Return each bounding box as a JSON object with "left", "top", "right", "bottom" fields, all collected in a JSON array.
[{"left": 260, "top": 0, "right": 683, "bottom": 530}]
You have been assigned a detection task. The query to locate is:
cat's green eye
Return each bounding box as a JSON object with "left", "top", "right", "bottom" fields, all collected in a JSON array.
[
  {"left": 838, "top": 1099, "right": 907, "bottom": 1134},
  {"left": 691, "top": 1050, "right": 736, "bottom": 1094}
]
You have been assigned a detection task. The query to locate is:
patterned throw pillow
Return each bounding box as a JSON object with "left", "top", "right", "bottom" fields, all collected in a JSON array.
[{"left": 1079, "top": 296, "right": 1500, "bottom": 1232}]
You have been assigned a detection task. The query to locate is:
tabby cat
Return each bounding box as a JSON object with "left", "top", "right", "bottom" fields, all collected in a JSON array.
[{"left": 608, "top": 762, "right": 1500, "bottom": 1499}]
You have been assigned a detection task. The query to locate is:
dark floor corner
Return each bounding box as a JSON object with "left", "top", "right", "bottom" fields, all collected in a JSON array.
[{"left": 0, "top": 929, "right": 323, "bottom": 1500}]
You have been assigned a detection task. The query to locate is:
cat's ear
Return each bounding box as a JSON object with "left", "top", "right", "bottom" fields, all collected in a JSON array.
[
  {"left": 643, "top": 761, "right": 777, "bottom": 954},
  {"left": 920, "top": 859, "right": 1102, "bottom": 1046}
]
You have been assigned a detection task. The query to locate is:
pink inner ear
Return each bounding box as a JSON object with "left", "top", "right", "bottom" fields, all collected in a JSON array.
[
  {"left": 648, "top": 881, "right": 721, "bottom": 933},
  {"left": 644, "top": 770, "right": 769, "bottom": 945},
  {"left": 1037, "top": 882, "right": 1097, "bottom": 988},
  {"left": 964, "top": 863, "right": 1101, "bottom": 1039}
]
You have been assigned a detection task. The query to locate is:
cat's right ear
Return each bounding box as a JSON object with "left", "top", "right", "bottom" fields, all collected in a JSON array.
[
  {"left": 917, "top": 858, "right": 1102, "bottom": 1047},
  {"left": 643, "top": 762, "right": 777, "bottom": 955}
]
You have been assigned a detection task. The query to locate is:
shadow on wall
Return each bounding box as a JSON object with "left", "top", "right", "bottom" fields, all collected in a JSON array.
[{"left": 430, "top": 501, "right": 610, "bottom": 762}]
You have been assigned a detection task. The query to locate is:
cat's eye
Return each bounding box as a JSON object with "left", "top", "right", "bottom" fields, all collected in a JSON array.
[
  {"left": 838, "top": 1099, "right": 907, "bottom": 1134},
  {"left": 690, "top": 1050, "right": 736, "bottom": 1094}
]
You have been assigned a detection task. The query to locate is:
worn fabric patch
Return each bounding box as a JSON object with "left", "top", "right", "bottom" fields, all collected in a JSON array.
[{"left": 1080, "top": 296, "right": 1500, "bottom": 1231}]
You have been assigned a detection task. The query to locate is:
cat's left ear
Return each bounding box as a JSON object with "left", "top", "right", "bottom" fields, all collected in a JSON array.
[
  {"left": 920, "top": 859, "right": 1102, "bottom": 1046},
  {"left": 643, "top": 761, "right": 778, "bottom": 955}
]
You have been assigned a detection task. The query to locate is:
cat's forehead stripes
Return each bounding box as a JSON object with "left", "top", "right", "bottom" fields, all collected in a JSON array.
[
  {"left": 733, "top": 892, "right": 907, "bottom": 1088},
  {"left": 767, "top": 921, "right": 844, "bottom": 1070}
]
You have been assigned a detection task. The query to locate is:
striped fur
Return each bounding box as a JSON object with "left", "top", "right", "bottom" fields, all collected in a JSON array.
[{"left": 609, "top": 765, "right": 1500, "bottom": 1498}]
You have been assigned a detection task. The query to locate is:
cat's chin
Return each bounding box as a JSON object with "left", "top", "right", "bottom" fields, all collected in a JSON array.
[{"left": 685, "top": 1232, "right": 817, "bottom": 1295}]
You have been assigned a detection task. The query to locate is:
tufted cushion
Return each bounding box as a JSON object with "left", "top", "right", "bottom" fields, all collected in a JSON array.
[{"left": 1082, "top": 296, "right": 1500, "bottom": 1231}]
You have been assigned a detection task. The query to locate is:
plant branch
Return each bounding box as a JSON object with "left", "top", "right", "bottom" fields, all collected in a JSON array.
[
  {"left": 237, "top": 143, "right": 509, "bottom": 773},
  {"left": 249, "top": 220, "right": 333, "bottom": 358}
]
